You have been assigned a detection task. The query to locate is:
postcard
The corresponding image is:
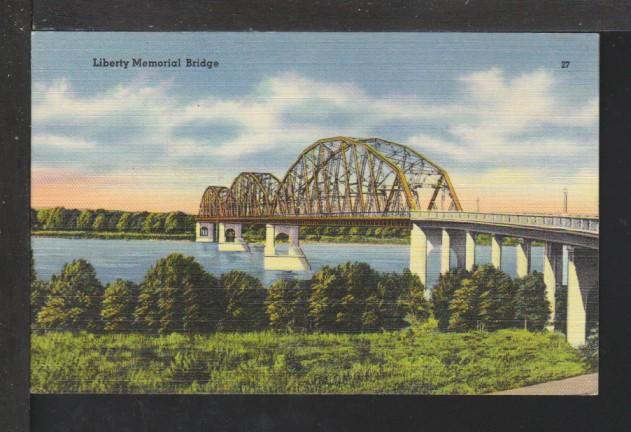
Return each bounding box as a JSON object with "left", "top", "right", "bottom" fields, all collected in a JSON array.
[{"left": 30, "top": 32, "right": 598, "bottom": 395}]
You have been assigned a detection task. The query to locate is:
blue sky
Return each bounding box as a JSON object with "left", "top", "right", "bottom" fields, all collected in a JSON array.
[{"left": 32, "top": 32, "right": 598, "bottom": 213}]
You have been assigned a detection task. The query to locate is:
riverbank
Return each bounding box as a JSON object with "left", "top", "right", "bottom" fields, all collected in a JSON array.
[
  {"left": 30, "top": 329, "right": 589, "bottom": 394},
  {"left": 32, "top": 230, "right": 408, "bottom": 244},
  {"left": 31, "top": 230, "right": 194, "bottom": 241}
]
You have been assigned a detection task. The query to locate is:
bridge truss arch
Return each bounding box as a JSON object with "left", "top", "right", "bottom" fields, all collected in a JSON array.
[
  {"left": 273, "top": 136, "right": 462, "bottom": 216},
  {"left": 229, "top": 172, "right": 280, "bottom": 217}
]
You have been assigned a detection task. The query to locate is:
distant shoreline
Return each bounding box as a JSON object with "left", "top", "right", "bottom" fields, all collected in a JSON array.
[
  {"left": 31, "top": 230, "right": 409, "bottom": 245},
  {"left": 31, "top": 230, "right": 543, "bottom": 247}
]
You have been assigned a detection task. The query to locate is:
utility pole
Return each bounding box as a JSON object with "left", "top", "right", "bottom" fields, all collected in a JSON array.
[
  {"left": 476, "top": 197, "right": 480, "bottom": 212},
  {"left": 563, "top": 187, "right": 568, "bottom": 214}
]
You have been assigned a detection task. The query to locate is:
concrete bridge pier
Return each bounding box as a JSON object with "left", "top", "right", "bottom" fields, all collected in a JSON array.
[
  {"left": 217, "top": 222, "right": 250, "bottom": 252},
  {"left": 263, "top": 224, "right": 310, "bottom": 271},
  {"left": 491, "top": 234, "right": 503, "bottom": 269},
  {"left": 543, "top": 242, "right": 563, "bottom": 331},
  {"left": 566, "top": 247, "right": 598, "bottom": 347},
  {"left": 515, "top": 238, "right": 532, "bottom": 278},
  {"left": 195, "top": 221, "right": 215, "bottom": 242},
  {"left": 410, "top": 225, "right": 472, "bottom": 288}
]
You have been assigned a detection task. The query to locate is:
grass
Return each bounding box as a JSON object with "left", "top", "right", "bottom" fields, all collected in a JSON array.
[
  {"left": 31, "top": 230, "right": 194, "bottom": 241},
  {"left": 31, "top": 328, "right": 589, "bottom": 394}
]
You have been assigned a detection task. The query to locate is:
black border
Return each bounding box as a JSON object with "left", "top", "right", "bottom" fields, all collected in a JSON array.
[{"left": 2, "top": 1, "right": 631, "bottom": 431}]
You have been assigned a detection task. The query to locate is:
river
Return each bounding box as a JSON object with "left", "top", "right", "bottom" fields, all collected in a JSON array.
[{"left": 32, "top": 237, "right": 559, "bottom": 288}]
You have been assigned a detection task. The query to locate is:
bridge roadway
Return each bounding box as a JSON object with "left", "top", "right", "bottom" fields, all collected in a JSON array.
[{"left": 196, "top": 211, "right": 598, "bottom": 348}]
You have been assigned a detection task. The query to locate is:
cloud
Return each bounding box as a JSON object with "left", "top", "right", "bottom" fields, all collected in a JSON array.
[{"left": 31, "top": 68, "right": 598, "bottom": 212}]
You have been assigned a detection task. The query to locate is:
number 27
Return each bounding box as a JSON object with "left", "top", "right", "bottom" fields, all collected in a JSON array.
[{"left": 561, "top": 61, "right": 570, "bottom": 68}]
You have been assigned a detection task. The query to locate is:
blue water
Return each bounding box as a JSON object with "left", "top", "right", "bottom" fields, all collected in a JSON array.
[{"left": 32, "top": 237, "right": 549, "bottom": 288}]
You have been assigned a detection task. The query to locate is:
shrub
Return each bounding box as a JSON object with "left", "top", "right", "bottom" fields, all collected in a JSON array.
[
  {"left": 513, "top": 272, "right": 550, "bottom": 331},
  {"left": 580, "top": 324, "right": 598, "bottom": 370},
  {"left": 220, "top": 271, "right": 268, "bottom": 331},
  {"left": 266, "top": 278, "right": 310, "bottom": 332},
  {"left": 432, "top": 268, "right": 471, "bottom": 331},
  {"left": 101, "top": 279, "right": 138, "bottom": 332},
  {"left": 36, "top": 259, "right": 104, "bottom": 331},
  {"left": 135, "top": 253, "right": 221, "bottom": 333}
]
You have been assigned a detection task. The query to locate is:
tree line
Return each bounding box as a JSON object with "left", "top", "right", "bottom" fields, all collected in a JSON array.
[
  {"left": 31, "top": 207, "right": 196, "bottom": 233},
  {"left": 31, "top": 252, "right": 552, "bottom": 334}
]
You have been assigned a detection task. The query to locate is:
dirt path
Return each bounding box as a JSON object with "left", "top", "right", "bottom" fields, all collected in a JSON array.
[{"left": 490, "top": 373, "right": 598, "bottom": 395}]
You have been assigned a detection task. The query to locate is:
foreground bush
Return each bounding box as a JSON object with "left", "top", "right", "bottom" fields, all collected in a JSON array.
[
  {"left": 30, "top": 329, "right": 590, "bottom": 394},
  {"left": 36, "top": 259, "right": 104, "bottom": 331}
]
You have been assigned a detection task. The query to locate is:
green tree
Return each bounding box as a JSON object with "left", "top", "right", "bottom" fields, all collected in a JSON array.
[
  {"left": 142, "top": 213, "right": 166, "bottom": 233},
  {"left": 135, "top": 253, "right": 221, "bottom": 333},
  {"left": 129, "top": 211, "right": 149, "bottom": 232},
  {"left": 265, "top": 278, "right": 310, "bottom": 332},
  {"left": 77, "top": 209, "right": 95, "bottom": 230},
  {"left": 335, "top": 262, "right": 378, "bottom": 332},
  {"left": 432, "top": 268, "right": 471, "bottom": 331},
  {"left": 116, "top": 212, "right": 132, "bottom": 232},
  {"left": 448, "top": 278, "right": 480, "bottom": 331},
  {"left": 36, "top": 208, "right": 52, "bottom": 228},
  {"left": 43, "top": 207, "right": 70, "bottom": 230},
  {"left": 30, "top": 249, "right": 50, "bottom": 324},
  {"left": 475, "top": 265, "right": 516, "bottom": 331},
  {"left": 396, "top": 270, "right": 431, "bottom": 325},
  {"left": 164, "top": 211, "right": 189, "bottom": 233},
  {"left": 101, "top": 279, "right": 138, "bottom": 332},
  {"left": 36, "top": 259, "right": 104, "bottom": 331},
  {"left": 92, "top": 211, "right": 108, "bottom": 231},
  {"left": 308, "top": 266, "right": 344, "bottom": 332},
  {"left": 513, "top": 271, "right": 550, "bottom": 331},
  {"left": 220, "top": 271, "right": 267, "bottom": 331}
]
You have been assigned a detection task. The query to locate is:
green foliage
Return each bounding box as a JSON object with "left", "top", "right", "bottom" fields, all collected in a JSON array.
[
  {"left": 448, "top": 278, "right": 480, "bottom": 331},
  {"left": 579, "top": 324, "right": 598, "bottom": 370},
  {"left": 77, "top": 209, "right": 95, "bottom": 230},
  {"left": 142, "top": 213, "right": 166, "bottom": 233},
  {"left": 115, "top": 212, "right": 132, "bottom": 232},
  {"left": 447, "top": 265, "right": 516, "bottom": 331},
  {"left": 391, "top": 270, "right": 430, "bottom": 326},
  {"left": 265, "top": 278, "right": 310, "bottom": 332},
  {"left": 92, "top": 212, "right": 108, "bottom": 231},
  {"left": 32, "top": 207, "right": 194, "bottom": 236},
  {"left": 475, "top": 265, "right": 516, "bottom": 331},
  {"left": 432, "top": 268, "right": 471, "bottom": 331},
  {"left": 220, "top": 271, "right": 268, "bottom": 332},
  {"left": 101, "top": 279, "right": 138, "bottom": 332},
  {"left": 513, "top": 272, "right": 550, "bottom": 331},
  {"left": 31, "top": 329, "right": 590, "bottom": 394},
  {"left": 36, "top": 259, "right": 104, "bottom": 331},
  {"left": 308, "top": 266, "right": 345, "bottom": 332},
  {"left": 135, "top": 253, "right": 221, "bottom": 333}
]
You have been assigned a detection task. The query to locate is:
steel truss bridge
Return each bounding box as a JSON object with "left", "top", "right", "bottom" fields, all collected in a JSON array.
[
  {"left": 196, "top": 136, "right": 599, "bottom": 347},
  {"left": 198, "top": 136, "right": 462, "bottom": 224}
]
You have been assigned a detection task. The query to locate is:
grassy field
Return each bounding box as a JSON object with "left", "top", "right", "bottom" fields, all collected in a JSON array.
[{"left": 31, "top": 328, "right": 588, "bottom": 394}]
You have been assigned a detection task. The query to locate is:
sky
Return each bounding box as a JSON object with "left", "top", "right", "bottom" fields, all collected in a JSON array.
[{"left": 32, "top": 32, "right": 599, "bottom": 215}]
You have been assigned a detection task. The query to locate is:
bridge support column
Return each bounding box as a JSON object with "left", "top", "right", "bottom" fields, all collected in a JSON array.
[
  {"left": 217, "top": 223, "right": 250, "bottom": 252},
  {"left": 440, "top": 229, "right": 451, "bottom": 275},
  {"left": 263, "top": 224, "right": 310, "bottom": 271},
  {"left": 543, "top": 242, "right": 563, "bottom": 331},
  {"left": 410, "top": 224, "right": 428, "bottom": 287},
  {"left": 516, "top": 238, "right": 532, "bottom": 278},
  {"left": 195, "top": 221, "right": 215, "bottom": 242},
  {"left": 465, "top": 231, "right": 476, "bottom": 271},
  {"left": 566, "top": 247, "right": 598, "bottom": 347},
  {"left": 491, "top": 234, "right": 503, "bottom": 269},
  {"left": 441, "top": 229, "right": 466, "bottom": 274}
]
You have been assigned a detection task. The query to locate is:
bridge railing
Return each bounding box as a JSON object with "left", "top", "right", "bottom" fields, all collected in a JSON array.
[{"left": 411, "top": 211, "right": 599, "bottom": 234}]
